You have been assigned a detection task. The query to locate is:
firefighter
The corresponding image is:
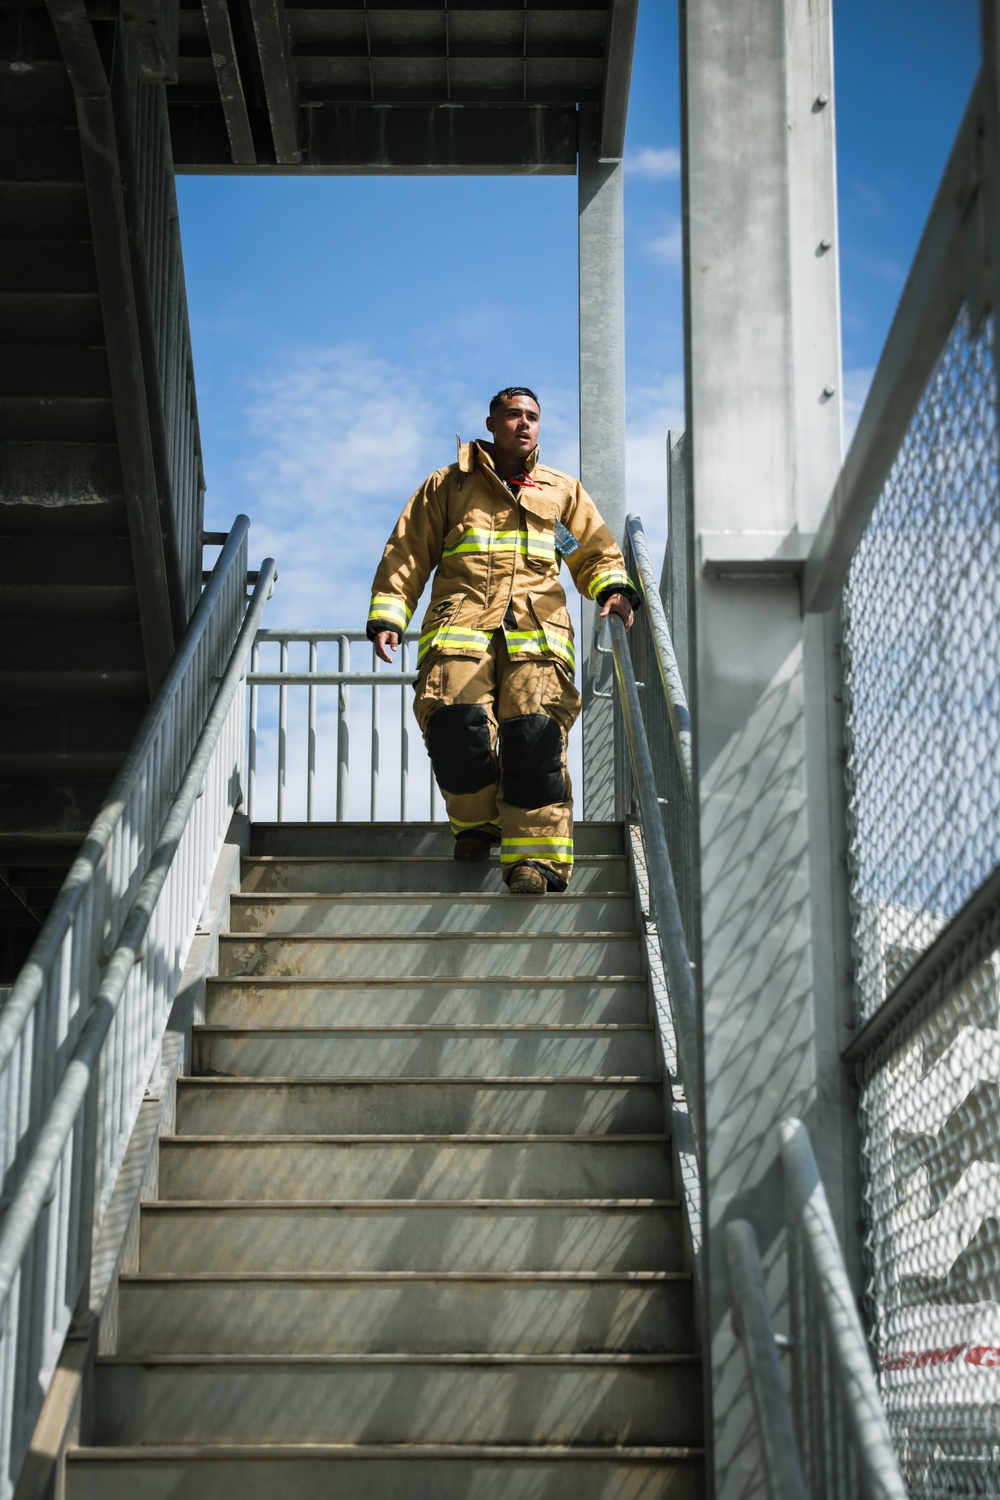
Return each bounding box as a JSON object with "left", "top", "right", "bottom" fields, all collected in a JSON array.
[{"left": 366, "top": 386, "right": 638, "bottom": 894}]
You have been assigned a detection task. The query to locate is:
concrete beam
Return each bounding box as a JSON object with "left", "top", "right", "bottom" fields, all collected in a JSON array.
[
  {"left": 170, "top": 102, "right": 579, "bottom": 173},
  {"left": 599, "top": 0, "right": 639, "bottom": 161},
  {"left": 578, "top": 104, "right": 626, "bottom": 818},
  {"left": 247, "top": 0, "right": 301, "bottom": 164},
  {"left": 44, "top": 0, "right": 176, "bottom": 693},
  {"left": 199, "top": 0, "right": 257, "bottom": 165},
  {"left": 681, "top": 0, "right": 853, "bottom": 1493}
]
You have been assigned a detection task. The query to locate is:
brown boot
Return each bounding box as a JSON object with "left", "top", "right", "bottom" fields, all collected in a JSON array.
[
  {"left": 453, "top": 830, "right": 495, "bottom": 862},
  {"left": 508, "top": 863, "right": 548, "bottom": 894}
]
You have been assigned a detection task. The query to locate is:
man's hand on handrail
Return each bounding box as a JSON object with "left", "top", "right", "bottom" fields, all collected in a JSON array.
[
  {"left": 374, "top": 629, "right": 400, "bottom": 663},
  {"left": 599, "top": 593, "right": 635, "bottom": 630}
]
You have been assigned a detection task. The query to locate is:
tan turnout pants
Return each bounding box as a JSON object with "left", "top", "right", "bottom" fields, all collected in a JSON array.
[{"left": 414, "top": 632, "right": 582, "bottom": 889}]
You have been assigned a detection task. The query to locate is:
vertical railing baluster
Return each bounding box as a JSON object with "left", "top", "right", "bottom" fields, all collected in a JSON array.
[
  {"left": 277, "top": 640, "right": 288, "bottom": 821},
  {"left": 337, "top": 635, "right": 349, "bottom": 821},
  {"left": 248, "top": 639, "right": 259, "bottom": 822},
  {"left": 400, "top": 638, "right": 409, "bottom": 821},
  {"left": 307, "top": 640, "right": 317, "bottom": 822},
  {"left": 371, "top": 646, "right": 380, "bottom": 820}
]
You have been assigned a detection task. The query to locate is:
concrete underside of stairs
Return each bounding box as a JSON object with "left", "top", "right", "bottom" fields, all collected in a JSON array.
[{"left": 65, "top": 821, "right": 704, "bottom": 1498}]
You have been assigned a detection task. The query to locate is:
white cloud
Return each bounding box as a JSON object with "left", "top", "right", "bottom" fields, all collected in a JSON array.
[
  {"left": 625, "top": 375, "right": 686, "bottom": 574},
  {"left": 648, "top": 221, "right": 683, "bottom": 268},
  {"left": 625, "top": 146, "right": 681, "bottom": 181},
  {"left": 239, "top": 348, "right": 450, "bottom": 628}
]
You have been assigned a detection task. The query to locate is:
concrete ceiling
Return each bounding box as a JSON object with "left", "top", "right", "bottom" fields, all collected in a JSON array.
[{"left": 166, "top": 0, "right": 638, "bottom": 173}]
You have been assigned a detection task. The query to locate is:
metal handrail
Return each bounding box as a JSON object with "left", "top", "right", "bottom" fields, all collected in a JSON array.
[
  {"left": 726, "top": 1220, "right": 807, "bottom": 1500},
  {"left": 608, "top": 612, "right": 703, "bottom": 1156},
  {"left": 778, "top": 1119, "right": 908, "bottom": 1500},
  {"left": 623, "top": 512, "right": 693, "bottom": 797},
  {"left": 728, "top": 1121, "right": 909, "bottom": 1500},
  {"left": 0, "top": 516, "right": 251, "bottom": 1076},
  {"left": 0, "top": 558, "right": 276, "bottom": 1312}
]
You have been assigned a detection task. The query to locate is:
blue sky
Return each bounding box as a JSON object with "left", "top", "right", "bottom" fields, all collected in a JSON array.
[{"left": 175, "top": 0, "right": 979, "bottom": 816}]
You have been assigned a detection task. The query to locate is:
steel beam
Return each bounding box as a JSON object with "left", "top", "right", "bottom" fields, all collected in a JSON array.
[
  {"left": 681, "top": 0, "right": 853, "bottom": 1493},
  {"left": 577, "top": 104, "right": 626, "bottom": 818},
  {"left": 199, "top": 0, "right": 257, "bottom": 165},
  {"left": 44, "top": 0, "right": 176, "bottom": 693},
  {"left": 599, "top": 0, "right": 639, "bottom": 161},
  {"left": 170, "top": 103, "right": 578, "bottom": 172},
  {"left": 247, "top": 0, "right": 301, "bottom": 164}
]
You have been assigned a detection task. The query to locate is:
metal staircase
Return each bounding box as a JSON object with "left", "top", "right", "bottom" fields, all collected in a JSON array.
[
  {"left": 65, "top": 819, "right": 705, "bottom": 1498},
  {"left": 0, "top": 10, "right": 148, "bottom": 967}
]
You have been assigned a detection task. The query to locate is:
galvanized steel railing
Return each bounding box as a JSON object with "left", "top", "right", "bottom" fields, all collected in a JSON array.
[
  {"left": 728, "top": 1121, "right": 908, "bottom": 1500},
  {"left": 0, "top": 519, "right": 274, "bottom": 1499},
  {"left": 605, "top": 609, "right": 703, "bottom": 1160},
  {"left": 603, "top": 511, "right": 908, "bottom": 1498},
  {"left": 246, "top": 630, "right": 441, "bottom": 823}
]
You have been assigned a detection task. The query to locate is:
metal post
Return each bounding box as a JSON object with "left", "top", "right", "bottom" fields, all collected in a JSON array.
[
  {"left": 337, "top": 634, "right": 349, "bottom": 821},
  {"left": 680, "top": 0, "right": 851, "bottom": 1493},
  {"left": 370, "top": 649, "right": 380, "bottom": 820},
  {"left": 663, "top": 430, "right": 694, "bottom": 700},
  {"left": 578, "top": 103, "right": 627, "bottom": 819},
  {"left": 307, "top": 640, "right": 317, "bottom": 821},
  {"left": 725, "top": 1220, "right": 807, "bottom": 1500},
  {"left": 277, "top": 640, "right": 288, "bottom": 821},
  {"left": 400, "top": 638, "right": 409, "bottom": 821}
]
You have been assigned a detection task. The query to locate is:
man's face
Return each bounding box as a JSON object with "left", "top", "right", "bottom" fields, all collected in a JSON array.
[{"left": 486, "top": 395, "right": 540, "bottom": 467}]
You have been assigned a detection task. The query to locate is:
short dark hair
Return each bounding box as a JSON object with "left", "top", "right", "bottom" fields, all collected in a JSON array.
[{"left": 489, "top": 386, "right": 540, "bottom": 416}]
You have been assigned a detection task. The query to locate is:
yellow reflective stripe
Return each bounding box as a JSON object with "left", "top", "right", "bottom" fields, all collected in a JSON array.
[
  {"left": 504, "top": 628, "right": 576, "bottom": 672},
  {"left": 369, "top": 595, "right": 412, "bottom": 629},
  {"left": 443, "top": 529, "right": 555, "bottom": 560},
  {"left": 418, "top": 624, "right": 492, "bottom": 662},
  {"left": 501, "top": 838, "right": 573, "bottom": 865},
  {"left": 449, "top": 817, "right": 500, "bottom": 833},
  {"left": 588, "top": 570, "right": 633, "bottom": 601}
]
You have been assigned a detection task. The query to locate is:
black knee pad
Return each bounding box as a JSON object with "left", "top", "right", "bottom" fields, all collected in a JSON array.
[
  {"left": 424, "top": 704, "right": 495, "bottom": 794},
  {"left": 499, "top": 714, "right": 565, "bottom": 809}
]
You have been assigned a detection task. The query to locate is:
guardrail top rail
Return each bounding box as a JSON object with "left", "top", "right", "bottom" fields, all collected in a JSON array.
[{"left": 247, "top": 629, "right": 442, "bottom": 824}]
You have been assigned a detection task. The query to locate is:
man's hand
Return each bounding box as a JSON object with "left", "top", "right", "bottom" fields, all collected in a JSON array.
[
  {"left": 598, "top": 593, "right": 634, "bottom": 630},
  {"left": 374, "top": 629, "right": 400, "bottom": 663}
]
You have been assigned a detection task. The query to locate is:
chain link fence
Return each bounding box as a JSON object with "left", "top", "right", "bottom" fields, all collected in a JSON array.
[{"left": 843, "top": 304, "right": 1000, "bottom": 1496}]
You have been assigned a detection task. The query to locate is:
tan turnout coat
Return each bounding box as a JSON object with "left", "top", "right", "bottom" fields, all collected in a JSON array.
[{"left": 367, "top": 439, "right": 635, "bottom": 674}]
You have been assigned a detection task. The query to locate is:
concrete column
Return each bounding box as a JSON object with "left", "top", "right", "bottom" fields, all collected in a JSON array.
[
  {"left": 680, "top": 0, "right": 855, "bottom": 1494},
  {"left": 578, "top": 103, "right": 626, "bottom": 818}
]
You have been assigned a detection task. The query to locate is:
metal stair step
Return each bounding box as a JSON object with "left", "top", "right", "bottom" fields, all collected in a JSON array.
[
  {"left": 64, "top": 1443, "right": 705, "bottom": 1500},
  {"left": 0, "top": 442, "right": 126, "bottom": 535},
  {"left": 0, "top": 183, "right": 90, "bottom": 240},
  {"left": 204, "top": 976, "right": 651, "bottom": 1027},
  {"left": 0, "top": 125, "right": 83, "bottom": 183},
  {"left": 248, "top": 820, "right": 626, "bottom": 859},
  {"left": 175, "top": 1077, "right": 664, "bottom": 1136},
  {"left": 92, "top": 1353, "right": 703, "bottom": 1447},
  {"left": 192, "top": 1024, "right": 658, "bottom": 1079},
  {"left": 138, "top": 1199, "right": 685, "bottom": 1274},
  {"left": 228, "top": 891, "right": 637, "bottom": 936},
  {"left": 216, "top": 932, "right": 642, "bottom": 980},
  {"left": 157, "top": 1136, "right": 674, "bottom": 1201},
  {"left": 113, "top": 1272, "right": 694, "bottom": 1357},
  {"left": 239, "top": 854, "right": 631, "bottom": 894}
]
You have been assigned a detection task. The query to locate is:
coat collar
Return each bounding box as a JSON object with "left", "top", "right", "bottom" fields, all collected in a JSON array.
[{"left": 456, "top": 437, "right": 551, "bottom": 484}]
